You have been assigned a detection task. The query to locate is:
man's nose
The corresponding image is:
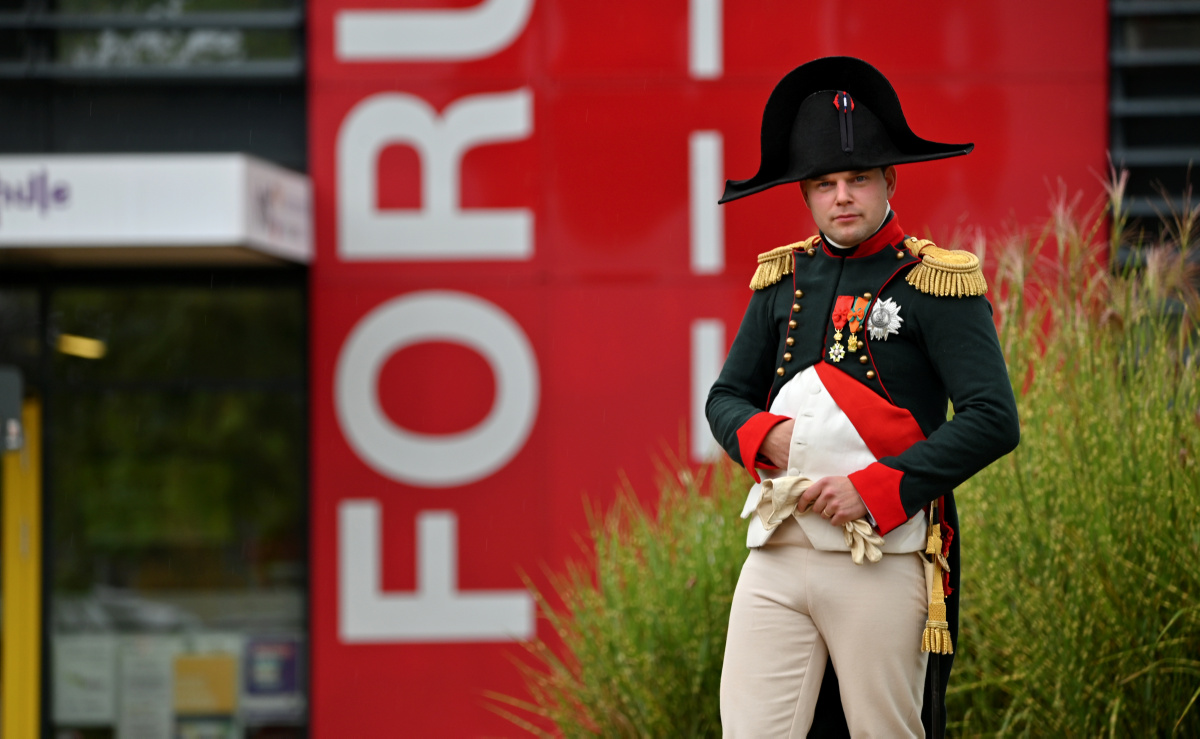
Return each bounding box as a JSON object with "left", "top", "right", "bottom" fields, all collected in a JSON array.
[{"left": 835, "top": 181, "right": 852, "bottom": 202}]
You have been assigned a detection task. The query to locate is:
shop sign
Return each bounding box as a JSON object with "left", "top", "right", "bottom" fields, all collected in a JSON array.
[{"left": 0, "top": 167, "right": 70, "bottom": 223}]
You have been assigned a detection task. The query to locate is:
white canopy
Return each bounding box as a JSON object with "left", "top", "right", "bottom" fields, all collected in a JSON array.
[{"left": 0, "top": 153, "right": 311, "bottom": 266}]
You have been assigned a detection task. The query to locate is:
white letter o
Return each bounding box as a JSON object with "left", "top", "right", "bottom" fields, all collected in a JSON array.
[{"left": 335, "top": 291, "right": 539, "bottom": 488}]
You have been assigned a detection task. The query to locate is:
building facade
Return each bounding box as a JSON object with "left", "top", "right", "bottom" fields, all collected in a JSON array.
[{"left": 11, "top": 0, "right": 1191, "bottom": 736}]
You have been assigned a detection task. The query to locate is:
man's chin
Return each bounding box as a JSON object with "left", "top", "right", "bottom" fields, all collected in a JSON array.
[{"left": 824, "top": 226, "right": 867, "bottom": 247}]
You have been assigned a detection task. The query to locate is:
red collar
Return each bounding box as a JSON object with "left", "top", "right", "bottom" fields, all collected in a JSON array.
[{"left": 820, "top": 215, "right": 905, "bottom": 259}]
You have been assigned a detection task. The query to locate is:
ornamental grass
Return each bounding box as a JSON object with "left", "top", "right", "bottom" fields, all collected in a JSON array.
[
  {"left": 949, "top": 172, "right": 1200, "bottom": 736},
  {"left": 492, "top": 171, "right": 1200, "bottom": 736},
  {"left": 487, "top": 460, "right": 749, "bottom": 737}
]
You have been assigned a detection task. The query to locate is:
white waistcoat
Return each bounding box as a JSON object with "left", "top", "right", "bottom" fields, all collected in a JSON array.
[{"left": 740, "top": 365, "right": 927, "bottom": 552}]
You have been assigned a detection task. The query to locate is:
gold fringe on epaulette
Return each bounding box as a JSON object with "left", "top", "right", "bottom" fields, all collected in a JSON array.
[
  {"left": 922, "top": 511, "right": 955, "bottom": 655},
  {"left": 903, "top": 237, "right": 988, "bottom": 298},
  {"left": 749, "top": 236, "right": 818, "bottom": 290}
]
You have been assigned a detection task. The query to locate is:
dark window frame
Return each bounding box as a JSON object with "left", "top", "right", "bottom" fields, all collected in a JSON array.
[
  {"left": 0, "top": 264, "right": 311, "bottom": 739},
  {"left": 1110, "top": 0, "right": 1200, "bottom": 220},
  {"left": 0, "top": 3, "right": 304, "bottom": 81}
]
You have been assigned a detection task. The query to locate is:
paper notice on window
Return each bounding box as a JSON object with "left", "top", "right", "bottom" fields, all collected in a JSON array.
[
  {"left": 53, "top": 633, "right": 118, "bottom": 725},
  {"left": 175, "top": 632, "right": 243, "bottom": 717},
  {"left": 117, "top": 635, "right": 181, "bottom": 739},
  {"left": 242, "top": 635, "right": 305, "bottom": 723},
  {"left": 174, "top": 654, "right": 238, "bottom": 715}
]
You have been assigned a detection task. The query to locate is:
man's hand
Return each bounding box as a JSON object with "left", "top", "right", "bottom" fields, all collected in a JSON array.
[
  {"left": 760, "top": 419, "right": 794, "bottom": 469},
  {"left": 797, "top": 476, "right": 868, "bottom": 527}
]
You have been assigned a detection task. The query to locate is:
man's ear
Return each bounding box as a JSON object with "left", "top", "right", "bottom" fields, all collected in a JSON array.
[
  {"left": 799, "top": 180, "right": 810, "bottom": 208},
  {"left": 884, "top": 166, "right": 897, "bottom": 199}
]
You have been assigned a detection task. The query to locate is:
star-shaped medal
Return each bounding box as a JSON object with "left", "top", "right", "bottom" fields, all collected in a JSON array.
[{"left": 867, "top": 298, "right": 903, "bottom": 341}]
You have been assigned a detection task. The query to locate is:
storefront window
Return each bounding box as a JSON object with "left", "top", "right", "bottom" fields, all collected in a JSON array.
[
  {"left": 54, "top": 0, "right": 297, "bottom": 12},
  {"left": 45, "top": 281, "right": 307, "bottom": 739},
  {"left": 0, "top": 288, "right": 39, "bottom": 386},
  {"left": 53, "top": 0, "right": 300, "bottom": 69}
]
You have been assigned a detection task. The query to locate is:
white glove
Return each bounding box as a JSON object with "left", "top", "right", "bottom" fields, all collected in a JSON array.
[{"left": 843, "top": 518, "right": 884, "bottom": 565}]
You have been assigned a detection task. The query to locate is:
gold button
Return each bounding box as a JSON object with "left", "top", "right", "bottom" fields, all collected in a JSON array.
[
  {"left": 777, "top": 367, "right": 785, "bottom": 376},
  {"left": 896, "top": 251, "right": 905, "bottom": 259},
  {"left": 866, "top": 370, "right": 876, "bottom": 379},
  {"left": 792, "top": 303, "right": 802, "bottom": 312},
  {"left": 786, "top": 337, "right": 795, "bottom": 346},
  {"left": 783, "top": 352, "right": 792, "bottom": 362},
  {"left": 859, "top": 355, "right": 869, "bottom": 365},
  {"left": 795, "top": 289, "right": 804, "bottom": 299},
  {"left": 789, "top": 320, "right": 797, "bottom": 329},
  {"left": 806, "top": 248, "right": 815, "bottom": 256},
  {"left": 863, "top": 292, "right": 872, "bottom": 300}
]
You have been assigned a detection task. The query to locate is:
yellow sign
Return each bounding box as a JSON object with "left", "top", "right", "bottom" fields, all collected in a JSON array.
[
  {"left": 3, "top": 400, "right": 42, "bottom": 739},
  {"left": 173, "top": 655, "right": 237, "bottom": 715}
]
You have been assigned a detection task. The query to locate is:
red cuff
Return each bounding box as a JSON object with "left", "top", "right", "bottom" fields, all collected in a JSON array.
[
  {"left": 736, "top": 412, "right": 790, "bottom": 482},
  {"left": 848, "top": 462, "right": 908, "bottom": 534}
]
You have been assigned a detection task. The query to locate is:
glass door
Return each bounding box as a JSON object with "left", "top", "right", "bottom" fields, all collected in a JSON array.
[
  {"left": 48, "top": 280, "right": 309, "bottom": 739},
  {"left": 1, "top": 273, "right": 309, "bottom": 739}
]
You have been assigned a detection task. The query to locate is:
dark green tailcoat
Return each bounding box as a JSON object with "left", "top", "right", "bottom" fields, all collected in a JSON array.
[{"left": 707, "top": 215, "right": 1020, "bottom": 737}]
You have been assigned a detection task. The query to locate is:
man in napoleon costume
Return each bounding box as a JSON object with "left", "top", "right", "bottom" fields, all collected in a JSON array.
[{"left": 707, "top": 57, "right": 1020, "bottom": 738}]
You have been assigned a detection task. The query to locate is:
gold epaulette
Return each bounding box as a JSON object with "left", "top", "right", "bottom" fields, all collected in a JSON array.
[
  {"left": 903, "top": 237, "right": 988, "bottom": 298},
  {"left": 749, "top": 236, "right": 819, "bottom": 290}
]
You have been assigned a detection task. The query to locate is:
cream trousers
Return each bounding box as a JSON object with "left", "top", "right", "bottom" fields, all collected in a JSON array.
[{"left": 720, "top": 517, "right": 928, "bottom": 738}]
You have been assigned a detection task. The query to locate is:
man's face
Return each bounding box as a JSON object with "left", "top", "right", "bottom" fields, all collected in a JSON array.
[{"left": 800, "top": 166, "right": 897, "bottom": 246}]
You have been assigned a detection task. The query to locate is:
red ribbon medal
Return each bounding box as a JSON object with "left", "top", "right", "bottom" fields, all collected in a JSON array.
[
  {"left": 831, "top": 295, "right": 854, "bottom": 335},
  {"left": 829, "top": 295, "right": 855, "bottom": 362}
]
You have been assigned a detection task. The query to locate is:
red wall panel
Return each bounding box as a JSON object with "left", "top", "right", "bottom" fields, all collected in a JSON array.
[{"left": 309, "top": 1, "right": 1106, "bottom": 734}]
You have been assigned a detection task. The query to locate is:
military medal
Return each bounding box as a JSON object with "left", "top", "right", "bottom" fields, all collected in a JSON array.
[
  {"left": 868, "top": 297, "right": 903, "bottom": 340},
  {"left": 846, "top": 297, "right": 870, "bottom": 352},
  {"left": 829, "top": 296, "right": 854, "bottom": 362}
]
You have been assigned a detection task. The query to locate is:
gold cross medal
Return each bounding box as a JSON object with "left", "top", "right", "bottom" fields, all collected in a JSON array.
[{"left": 846, "top": 296, "right": 870, "bottom": 353}]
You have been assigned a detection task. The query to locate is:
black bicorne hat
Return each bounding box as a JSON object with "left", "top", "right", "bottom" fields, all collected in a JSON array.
[{"left": 720, "top": 57, "right": 973, "bottom": 203}]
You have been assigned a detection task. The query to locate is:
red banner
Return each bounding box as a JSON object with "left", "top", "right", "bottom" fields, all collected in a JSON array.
[{"left": 308, "top": 1, "right": 1105, "bottom": 734}]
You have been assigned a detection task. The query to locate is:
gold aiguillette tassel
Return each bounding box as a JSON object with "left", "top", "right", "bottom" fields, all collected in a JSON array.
[{"left": 922, "top": 510, "right": 954, "bottom": 654}]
